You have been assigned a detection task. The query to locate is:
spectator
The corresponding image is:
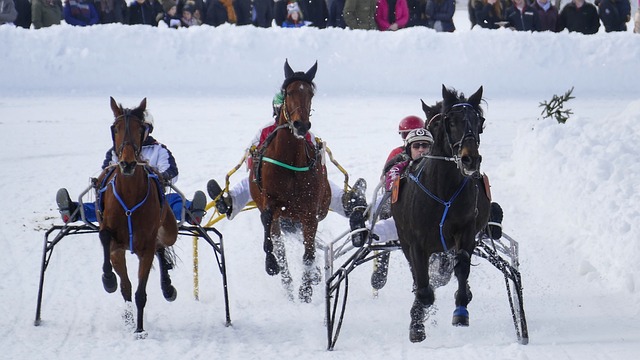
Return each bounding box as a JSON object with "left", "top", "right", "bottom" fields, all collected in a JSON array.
[
  {"left": 177, "top": 0, "right": 204, "bottom": 22},
  {"left": 557, "top": 0, "right": 600, "bottom": 34},
  {"left": 13, "top": 0, "right": 30, "bottom": 28},
  {"left": 327, "top": 0, "right": 346, "bottom": 27},
  {"left": 595, "top": 0, "right": 630, "bottom": 32},
  {"left": 95, "top": 0, "right": 128, "bottom": 24},
  {"left": 160, "top": 0, "right": 181, "bottom": 27},
  {"left": 472, "top": 0, "right": 506, "bottom": 29},
  {"left": 180, "top": 2, "right": 201, "bottom": 26},
  {"left": 425, "top": 0, "right": 456, "bottom": 32},
  {"left": 282, "top": 0, "right": 309, "bottom": 26},
  {"left": 375, "top": 0, "right": 409, "bottom": 31},
  {"left": 148, "top": 0, "right": 163, "bottom": 22},
  {"left": 297, "top": 0, "right": 328, "bottom": 28},
  {"left": 253, "top": 0, "right": 274, "bottom": 27},
  {"left": 129, "top": 0, "right": 157, "bottom": 25},
  {"left": 343, "top": 0, "right": 377, "bottom": 29},
  {"left": 635, "top": 0, "right": 640, "bottom": 33},
  {"left": 406, "top": 0, "right": 426, "bottom": 27},
  {"left": 505, "top": 0, "right": 537, "bottom": 31},
  {"left": 531, "top": 0, "right": 559, "bottom": 32},
  {"left": 204, "top": 0, "right": 229, "bottom": 26},
  {"left": 63, "top": 0, "right": 99, "bottom": 26},
  {"left": 230, "top": 0, "right": 248, "bottom": 26},
  {"left": 32, "top": 0, "right": 62, "bottom": 29},
  {"left": 0, "top": 0, "right": 18, "bottom": 25}
]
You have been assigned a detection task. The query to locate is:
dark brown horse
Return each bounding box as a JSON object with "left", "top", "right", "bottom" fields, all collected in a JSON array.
[
  {"left": 392, "top": 85, "right": 490, "bottom": 342},
  {"left": 249, "top": 60, "right": 331, "bottom": 302},
  {"left": 97, "top": 97, "right": 178, "bottom": 338}
]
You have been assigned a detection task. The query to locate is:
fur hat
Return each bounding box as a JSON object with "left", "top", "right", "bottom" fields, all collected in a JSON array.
[
  {"left": 287, "top": 1, "right": 301, "bottom": 16},
  {"left": 162, "top": 0, "right": 176, "bottom": 13}
]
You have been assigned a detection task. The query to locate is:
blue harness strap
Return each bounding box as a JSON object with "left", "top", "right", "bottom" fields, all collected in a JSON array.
[
  {"left": 408, "top": 166, "right": 469, "bottom": 252},
  {"left": 98, "top": 170, "right": 159, "bottom": 254}
]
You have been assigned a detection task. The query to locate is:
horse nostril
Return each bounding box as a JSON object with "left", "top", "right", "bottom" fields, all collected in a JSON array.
[{"left": 461, "top": 156, "right": 472, "bottom": 165}]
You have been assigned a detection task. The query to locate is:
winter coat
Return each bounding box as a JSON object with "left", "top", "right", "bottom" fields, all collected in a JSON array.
[
  {"left": 425, "top": 0, "right": 456, "bottom": 32},
  {"left": 375, "top": 0, "right": 410, "bottom": 30},
  {"left": 13, "top": 0, "right": 30, "bottom": 28},
  {"left": 102, "top": 135, "right": 179, "bottom": 183},
  {"left": 204, "top": 0, "right": 228, "bottom": 26},
  {"left": 343, "top": 0, "right": 377, "bottom": 29},
  {"left": 253, "top": 0, "right": 274, "bottom": 28},
  {"left": 233, "top": 0, "right": 251, "bottom": 25},
  {"left": 0, "top": 0, "right": 18, "bottom": 24},
  {"left": 95, "top": 0, "right": 128, "bottom": 24},
  {"left": 63, "top": 0, "right": 99, "bottom": 26},
  {"left": 297, "top": 0, "right": 329, "bottom": 28},
  {"left": 32, "top": 0, "right": 62, "bottom": 29},
  {"left": 595, "top": 0, "right": 630, "bottom": 32},
  {"left": 328, "top": 0, "right": 346, "bottom": 27},
  {"left": 557, "top": 1, "right": 600, "bottom": 34},
  {"left": 128, "top": 0, "right": 157, "bottom": 25},
  {"left": 531, "top": 0, "right": 558, "bottom": 32},
  {"left": 473, "top": 0, "right": 505, "bottom": 29},
  {"left": 505, "top": 3, "right": 537, "bottom": 31}
]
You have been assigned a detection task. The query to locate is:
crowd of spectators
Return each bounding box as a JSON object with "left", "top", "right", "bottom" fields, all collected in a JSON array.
[{"left": 0, "top": 0, "right": 637, "bottom": 34}]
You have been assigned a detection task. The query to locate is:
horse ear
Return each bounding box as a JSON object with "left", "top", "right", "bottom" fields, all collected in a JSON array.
[
  {"left": 421, "top": 99, "right": 432, "bottom": 120},
  {"left": 110, "top": 97, "right": 121, "bottom": 117},
  {"left": 139, "top": 98, "right": 147, "bottom": 112},
  {"left": 284, "top": 59, "right": 294, "bottom": 80},
  {"left": 305, "top": 61, "right": 318, "bottom": 81},
  {"left": 469, "top": 86, "right": 483, "bottom": 107},
  {"left": 442, "top": 84, "right": 456, "bottom": 106}
]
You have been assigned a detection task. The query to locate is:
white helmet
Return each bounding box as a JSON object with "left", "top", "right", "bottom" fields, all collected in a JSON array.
[
  {"left": 404, "top": 128, "right": 433, "bottom": 147},
  {"left": 143, "top": 110, "right": 154, "bottom": 133}
]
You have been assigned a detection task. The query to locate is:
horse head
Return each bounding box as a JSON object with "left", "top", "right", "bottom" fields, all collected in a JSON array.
[
  {"left": 110, "top": 97, "right": 148, "bottom": 176},
  {"left": 426, "top": 85, "right": 485, "bottom": 177},
  {"left": 279, "top": 59, "right": 317, "bottom": 138}
]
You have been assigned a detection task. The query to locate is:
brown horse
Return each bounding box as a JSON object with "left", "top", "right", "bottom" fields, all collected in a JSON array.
[
  {"left": 249, "top": 60, "right": 331, "bottom": 302},
  {"left": 97, "top": 97, "right": 178, "bottom": 338}
]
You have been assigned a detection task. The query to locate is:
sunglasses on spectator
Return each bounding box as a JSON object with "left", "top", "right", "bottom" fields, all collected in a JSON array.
[{"left": 411, "top": 142, "right": 431, "bottom": 149}]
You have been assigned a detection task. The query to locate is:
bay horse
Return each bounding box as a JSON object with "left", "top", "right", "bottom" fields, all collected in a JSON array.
[
  {"left": 249, "top": 60, "right": 331, "bottom": 303},
  {"left": 97, "top": 97, "right": 178, "bottom": 338},
  {"left": 391, "top": 85, "right": 490, "bottom": 342}
]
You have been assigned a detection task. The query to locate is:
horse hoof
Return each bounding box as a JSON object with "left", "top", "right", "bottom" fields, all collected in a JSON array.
[
  {"left": 409, "top": 323, "right": 426, "bottom": 343},
  {"left": 299, "top": 284, "right": 313, "bottom": 303},
  {"left": 102, "top": 272, "right": 117, "bottom": 293},
  {"left": 452, "top": 306, "right": 469, "bottom": 327},
  {"left": 162, "top": 285, "right": 177, "bottom": 302},
  {"left": 134, "top": 329, "right": 148, "bottom": 340},
  {"left": 265, "top": 254, "right": 280, "bottom": 276}
]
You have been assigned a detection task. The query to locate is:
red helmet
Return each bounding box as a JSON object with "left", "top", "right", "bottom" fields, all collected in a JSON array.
[{"left": 398, "top": 115, "right": 425, "bottom": 139}]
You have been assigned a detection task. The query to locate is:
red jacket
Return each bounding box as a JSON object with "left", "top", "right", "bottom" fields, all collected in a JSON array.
[{"left": 374, "top": 0, "right": 409, "bottom": 30}]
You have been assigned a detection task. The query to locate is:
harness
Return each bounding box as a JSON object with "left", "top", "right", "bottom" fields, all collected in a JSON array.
[
  {"left": 408, "top": 164, "right": 469, "bottom": 252},
  {"left": 97, "top": 166, "right": 163, "bottom": 254},
  {"left": 251, "top": 90, "right": 322, "bottom": 190}
]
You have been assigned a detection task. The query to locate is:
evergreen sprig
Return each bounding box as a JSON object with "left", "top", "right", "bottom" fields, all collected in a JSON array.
[{"left": 539, "top": 87, "right": 575, "bottom": 124}]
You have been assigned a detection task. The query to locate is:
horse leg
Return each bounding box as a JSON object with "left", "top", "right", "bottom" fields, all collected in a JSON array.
[
  {"left": 260, "top": 209, "right": 280, "bottom": 275},
  {"left": 99, "top": 230, "right": 117, "bottom": 293},
  {"left": 133, "top": 251, "right": 154, "bottom": 338},
  {"left": 408, "top": 246, "right": 435, "bottom": 343},
  {"left": 452, "top": 249, "right": 472, "bottom": 326},
  {"left": 110, "top": 248, "right": 134, "bottom": 329},
  {"left": 299, "top": 222, "right": 321, "bottom": 303},
  {"left": 273, "top": 235, "right": 294, "bottom": 301},
  {"left": 156, "top": 247, "right": 177, "bottom": 301}
]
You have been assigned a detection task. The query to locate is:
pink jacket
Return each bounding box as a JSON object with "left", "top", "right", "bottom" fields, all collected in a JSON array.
[{"left": 375, "top": 0, "right": 409, "bottom": 30}]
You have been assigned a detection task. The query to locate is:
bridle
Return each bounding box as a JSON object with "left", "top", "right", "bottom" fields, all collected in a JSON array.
[
  {"left": 280, "top": 81, "right": 313, "bottom": 135},
  {"left": 111, "top": 110, "right": 147, "bottom": 160},
  {"left": 424, "top": 103, "right": 484, "bottom": 174}
]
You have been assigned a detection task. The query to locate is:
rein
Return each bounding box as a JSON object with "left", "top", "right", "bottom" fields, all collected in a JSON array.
[{"left": 408, "top": 163, "right": 469, "bottom": 252}]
